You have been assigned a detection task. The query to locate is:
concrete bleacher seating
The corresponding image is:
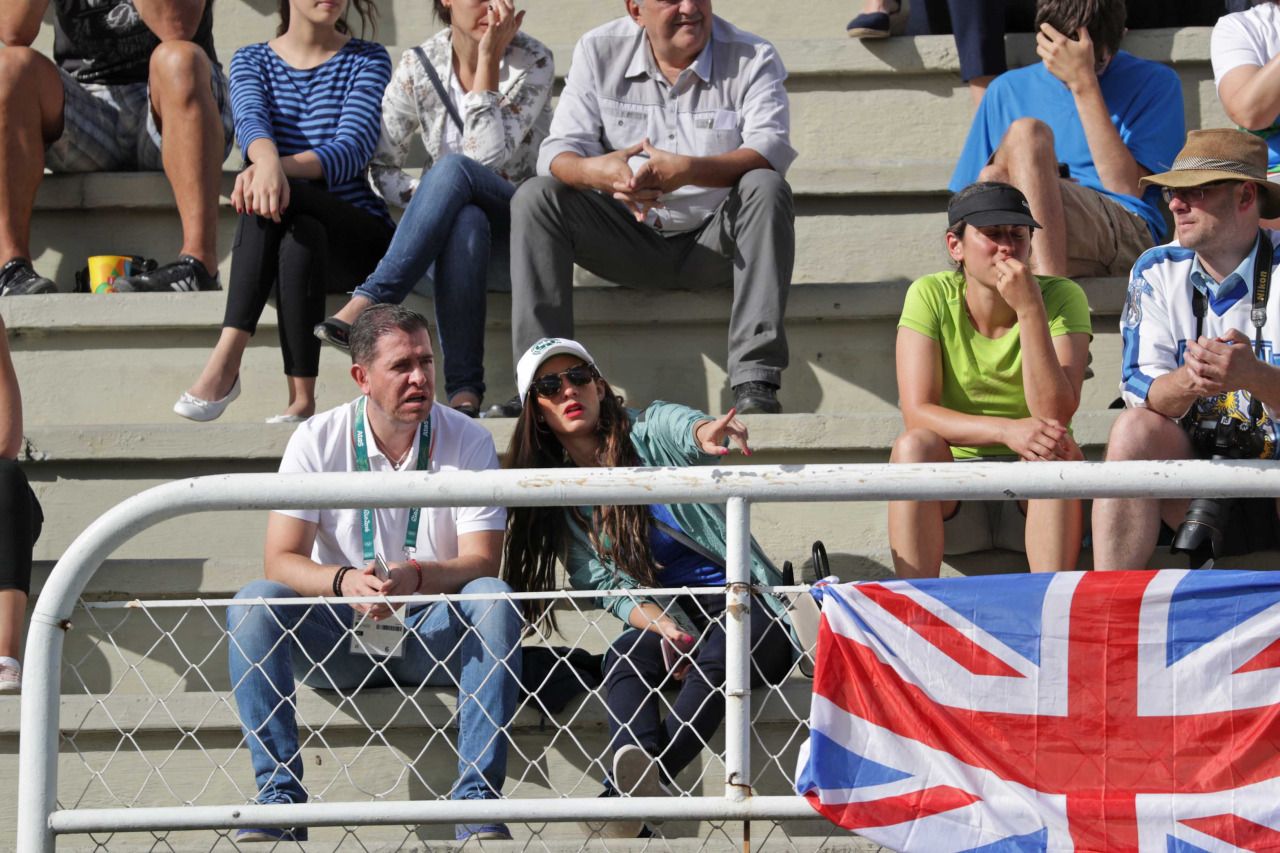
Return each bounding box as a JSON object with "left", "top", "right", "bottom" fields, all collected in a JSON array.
[{"left": 0, "top": 1, "right": 1236, "bottom": 847}]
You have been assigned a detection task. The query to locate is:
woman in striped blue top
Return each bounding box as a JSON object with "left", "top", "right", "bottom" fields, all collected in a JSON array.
[{"left": 173, "top": 0, "right": 393, "bottom": 423}]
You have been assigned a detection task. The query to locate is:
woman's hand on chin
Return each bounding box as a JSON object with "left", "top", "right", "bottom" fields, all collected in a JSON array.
[{"left": 695, "top": 409, "right": 752, "bottom": 456}]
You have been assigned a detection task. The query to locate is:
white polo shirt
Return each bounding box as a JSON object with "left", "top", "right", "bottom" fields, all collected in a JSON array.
[{"left": 275, "top": 397, "right": 506, "bottom": 566}]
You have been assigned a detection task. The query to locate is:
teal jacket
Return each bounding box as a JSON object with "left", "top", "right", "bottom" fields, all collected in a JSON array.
[{"left": 560, "top": 401, "right": 792, "bottom": 633}]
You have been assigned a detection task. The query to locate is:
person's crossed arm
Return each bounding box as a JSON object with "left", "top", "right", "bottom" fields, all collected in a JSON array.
[
  {"left": 0, "top": 0, "right": 48, "bottom": 47},
  {"left": 133, "top": 0, "right": 208, "bottom": 42},
  {"left": 0, "top": 314, "right": 22, "bottom": 460},
  {"left": 264, "top": 512, "right": 503, "bottom": 622}
]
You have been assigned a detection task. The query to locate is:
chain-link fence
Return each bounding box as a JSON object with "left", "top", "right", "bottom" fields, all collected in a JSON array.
[{"left": 49, "top": 586, "right": 853, "bottom": 850}]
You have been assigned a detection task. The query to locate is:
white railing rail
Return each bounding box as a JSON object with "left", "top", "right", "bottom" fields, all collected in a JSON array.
[{"left": 19, "top": 460, "right": 1280, "bottom": 850}]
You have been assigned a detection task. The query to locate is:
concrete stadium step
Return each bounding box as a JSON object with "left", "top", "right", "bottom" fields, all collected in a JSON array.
[
  {"left": 2, "top": 277, "right": 1130, "bottom": 426},
  {"left": 19, "top": 412, "right": 1126, "bottom": 566},
  {"left": 18, "top": 26, "right": 1222, "bottom": 293},
  {"left": 22, "top": 162, "right": 953, "bottom": 291},
  {"left": 0, "top": 682, "right": 847, "bottom": 847}
]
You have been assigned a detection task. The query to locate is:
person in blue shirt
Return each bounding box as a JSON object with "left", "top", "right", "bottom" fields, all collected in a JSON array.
[
  {"left": 950, "top": 0, "right": 1184, "bottom": 279},
  {"left": 173, "top": 0, "right": 392, "bottom": 424}
]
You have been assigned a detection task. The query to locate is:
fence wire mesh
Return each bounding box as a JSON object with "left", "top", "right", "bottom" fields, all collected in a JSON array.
[{"left": 47, "top": 586, "right": 863, "bottom": 850}]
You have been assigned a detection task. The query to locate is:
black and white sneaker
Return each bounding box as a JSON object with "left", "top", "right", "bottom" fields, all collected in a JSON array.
[
  {"left": 0, "top": 258, "right": 56, "bottom": 296},
  {"left": 115, "top": 255, "right": 220, "bottom": 292}
]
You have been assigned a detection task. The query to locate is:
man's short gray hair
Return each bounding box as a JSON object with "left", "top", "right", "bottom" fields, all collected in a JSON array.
[{"left": 349, "top": 304, "right": 431, "bottom": 366}]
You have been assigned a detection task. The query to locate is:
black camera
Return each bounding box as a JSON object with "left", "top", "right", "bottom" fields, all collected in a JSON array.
[{"left": 1170, "top": 411, "right": 1269, "bottom": 566}]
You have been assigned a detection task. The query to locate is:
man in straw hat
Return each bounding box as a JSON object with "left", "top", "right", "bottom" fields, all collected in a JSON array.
[{"left": 1093, "top": 128, "right": 1280, "bottom": 570}]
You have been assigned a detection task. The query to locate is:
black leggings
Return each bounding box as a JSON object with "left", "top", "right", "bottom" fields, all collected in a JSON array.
[
  {"left": 222, "top": 179, "right": 394, "bottom": 378},
  {"left": 0, "top": 459, "right": 42, "bottom": 594},
  {"left": 602, "top": 595, "right": 792, "bottom": 784}
]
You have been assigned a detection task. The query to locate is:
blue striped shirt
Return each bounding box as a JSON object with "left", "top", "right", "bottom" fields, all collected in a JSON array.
[{"left": 230, "top": 39, "right": 392, "bottom": 222}]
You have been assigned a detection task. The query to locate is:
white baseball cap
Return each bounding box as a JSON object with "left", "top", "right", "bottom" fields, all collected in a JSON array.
[{"left": 516, "top": 337, "right": 598, "bottom": 403}]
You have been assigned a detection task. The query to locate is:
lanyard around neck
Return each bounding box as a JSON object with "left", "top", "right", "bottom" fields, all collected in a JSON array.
[{"left": 353, "top": 396, "right": 432, "bottom": 561}]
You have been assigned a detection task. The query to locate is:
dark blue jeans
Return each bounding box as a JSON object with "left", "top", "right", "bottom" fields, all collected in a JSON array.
[
  {"left": 354, "top": 154, "right": 514, "bottom": 400},
  {"left": 226, "top": 576, "right": 522, "bottom": 806}
]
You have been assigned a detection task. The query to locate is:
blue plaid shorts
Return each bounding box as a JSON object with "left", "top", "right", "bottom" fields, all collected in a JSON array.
[{"left": 46, "top": 59, "right": 233, "bottom": 172}]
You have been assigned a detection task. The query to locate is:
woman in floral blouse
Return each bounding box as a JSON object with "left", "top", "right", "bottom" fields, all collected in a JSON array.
[{"left": 314, "top": 0, "right": 553, "bottom": 417}]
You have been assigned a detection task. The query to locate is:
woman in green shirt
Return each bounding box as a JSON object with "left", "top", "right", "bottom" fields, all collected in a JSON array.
[
  {"left": 890, "top": 181, "right": 1092, "bottom": 577},
  {"left": 502, "top": 337, "right": 793, "bottom": 838}
]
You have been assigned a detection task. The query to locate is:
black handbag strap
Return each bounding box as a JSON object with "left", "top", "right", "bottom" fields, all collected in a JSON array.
[
  {"left": 414, "top": 46, "right": 465, "bottom": 133},
  {"left": 652, "top": 515, "right": 727, "bottom": 571}
]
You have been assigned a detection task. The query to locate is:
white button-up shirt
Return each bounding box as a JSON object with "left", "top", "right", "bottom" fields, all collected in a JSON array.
[{"left": 537, "top": 15, "right": 796, "bottom": 233}]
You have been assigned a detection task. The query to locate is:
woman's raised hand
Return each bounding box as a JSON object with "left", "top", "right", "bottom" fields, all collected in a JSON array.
[
  {"left": 479, "top": 0, "right": 524, "bottom": 60},
  {"left": 695, "top": 408, "right": 752, "bottom": 457}
]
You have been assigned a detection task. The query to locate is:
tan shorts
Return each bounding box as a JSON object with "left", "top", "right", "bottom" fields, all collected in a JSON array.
[
  {"left": 1058, "top": 178, "right": 1153, "bottom": 278},
  {"left": 943, "top": 499, "right": 1027, "bottom": 555}
]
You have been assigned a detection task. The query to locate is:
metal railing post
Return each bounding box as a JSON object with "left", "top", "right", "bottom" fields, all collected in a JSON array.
[
  {"left": 16, "top": 616, "right": 64, "bottom": 853},
  {"left": 723, "top": 496, "right": 752, "bottom": 803}
]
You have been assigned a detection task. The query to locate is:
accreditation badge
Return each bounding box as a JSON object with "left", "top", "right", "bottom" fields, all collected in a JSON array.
[{"left": 349, "top": 612, "right": 407, "bottom": 659}]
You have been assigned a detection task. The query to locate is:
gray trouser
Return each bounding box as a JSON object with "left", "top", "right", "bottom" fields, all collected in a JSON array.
[{"left": 509, "top": 169, "right": 795, "bottom": 387}]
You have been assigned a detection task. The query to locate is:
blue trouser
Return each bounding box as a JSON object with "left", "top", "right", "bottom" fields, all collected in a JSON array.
[
  {"left": 227, "top": 576, "right": 522, "bottom": 805},
  {"left": 354, "top": 154, "right": 514, "bottom": 400}
]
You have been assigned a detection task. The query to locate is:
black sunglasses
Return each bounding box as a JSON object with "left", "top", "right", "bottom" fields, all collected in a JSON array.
[{"left": 531, "top": 364, "right": 598, "bottom": 398}]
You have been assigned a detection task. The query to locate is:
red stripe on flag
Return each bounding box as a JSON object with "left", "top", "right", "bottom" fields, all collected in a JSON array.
[
  {"left": 803, "top": 785, "right": 980, "bottom": 831},
  {"left": 856, "top": 583, "right": 1023, "bottom": 678},
  {"left": 1235, "top": 637, "right": 1280, "bottom": 674},
  {"left": 1180, "top": 813, "right": 1280, "bottom": 849}
]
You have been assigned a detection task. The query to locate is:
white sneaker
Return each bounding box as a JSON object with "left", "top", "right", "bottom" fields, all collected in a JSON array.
[
  {"left": 0, "top": 661, "right": 21, "bottom": 694},
  {"left": 579, "top": 745, "right": 667, "bottom": 839}
]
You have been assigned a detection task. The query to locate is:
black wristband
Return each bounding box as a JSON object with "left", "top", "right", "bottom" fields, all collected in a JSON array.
[{"left": 333, "top": 565, "right": 356, "bottom": 596}]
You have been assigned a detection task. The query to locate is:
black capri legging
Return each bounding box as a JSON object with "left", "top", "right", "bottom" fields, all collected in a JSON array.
[
  {"left": 222, "top": 179, "right": 394, "bottom": 378},
  {"left": 602, "top": 594, "right": 793, "bottom": 785},
  {"left": 0, "top": 459, "right": 43, "bottom": 594}
]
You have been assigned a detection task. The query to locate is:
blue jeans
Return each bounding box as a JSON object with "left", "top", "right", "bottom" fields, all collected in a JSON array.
[
  {"left": 227, "top": 576, "right": 522, "bottom": 805},
  {"left": 354, "top": 154, "right": 514, "bottom": 399}
]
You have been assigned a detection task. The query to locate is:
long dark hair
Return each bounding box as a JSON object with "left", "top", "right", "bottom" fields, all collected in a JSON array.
[
  {"left": 277, "top": 0, "right": 380, "bottom": 37},
  {"left": 502, "top": 369, "right": 661, "bottom": 631}
]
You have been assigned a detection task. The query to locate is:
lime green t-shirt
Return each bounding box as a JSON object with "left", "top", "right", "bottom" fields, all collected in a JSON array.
[{"left": 897, "top": 271, "right": 1092, "bottom": 459}]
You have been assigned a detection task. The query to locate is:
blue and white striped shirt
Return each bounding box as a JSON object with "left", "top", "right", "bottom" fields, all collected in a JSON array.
[{"left": 230, "top": 39, "right": 392, "bottom": 222}]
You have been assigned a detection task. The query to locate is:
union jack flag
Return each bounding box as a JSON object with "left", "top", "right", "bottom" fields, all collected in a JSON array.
[{"left": 794, "top": 571, "right": 1280, "bottom": 852}]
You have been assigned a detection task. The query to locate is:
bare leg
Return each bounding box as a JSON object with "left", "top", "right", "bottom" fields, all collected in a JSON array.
[
  {"left": 331, "top": 294, "right": 375, "bottom": 326},
  {"left": 1024, "top": 499, "right": 1081, "bottom": 572},
  {"left": 149, "top": 41, "right": 223, "bottom": 272},
  {"left": 283, "top": 376, "right": 317, "bottom": 419},
  {"left": 1091, "top": 408, "right": 1194, "bottom": 570},
  {"left": 888, "top": 428, "right": 956, "bottom": 578},
  {"left": 967, "top": 75, "right": 993, "bottom": 108},
  {"left": 187, "top": 327, "right": 249, "bottom": 401},
  {"left": 978, "top": 118, "right": 1068, "bottom": 276},
  {"left": 0, "top": 48, "right": 64, "bottom": 263},
  {"left": 0, "top": 588, "right": 28, "bottom": 661}
]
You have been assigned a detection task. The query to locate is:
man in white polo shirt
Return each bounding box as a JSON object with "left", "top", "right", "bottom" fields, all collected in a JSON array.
[{"left": 226, "top": 304, "right": 521, "bottom": 843}]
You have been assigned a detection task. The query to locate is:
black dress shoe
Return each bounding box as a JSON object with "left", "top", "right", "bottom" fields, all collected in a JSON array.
[
  {"left": 733, "top": 381, "right": 782, "bottom": 415},
  {"left": 483, "top": 395, "right": 524, "bottom": 418}
]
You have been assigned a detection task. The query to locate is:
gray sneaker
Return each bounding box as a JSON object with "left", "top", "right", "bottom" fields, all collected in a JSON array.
[{"left": 0, "top": 259, "right": 56, "bottom": 296}]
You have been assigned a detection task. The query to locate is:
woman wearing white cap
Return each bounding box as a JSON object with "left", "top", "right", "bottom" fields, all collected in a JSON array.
[
  {"left": 502, "top": 338, "right": 794, "bottom": 838},
  {"left": 889, "top": 181, "right": 1092, "bottom": 577}
]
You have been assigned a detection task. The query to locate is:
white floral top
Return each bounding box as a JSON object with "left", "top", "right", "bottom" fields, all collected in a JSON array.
[{"left": 369, "top": 29, "right": 555, "bottom": 206}]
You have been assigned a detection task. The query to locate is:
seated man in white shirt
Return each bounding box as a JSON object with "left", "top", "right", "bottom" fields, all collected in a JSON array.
[
  {"left": 226, "top": 304, "right": 522, "bottom": 844},
  {"left": 504, "top": 0, "right": 797, "bottom": 415},
  {"left": 1093, "top": 129, "right": 1280, "bottom": 569}
]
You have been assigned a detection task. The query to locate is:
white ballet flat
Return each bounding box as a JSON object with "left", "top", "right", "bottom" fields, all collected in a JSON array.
[{"left": 173, "top": 376, "right": 241, "bottom": 422}]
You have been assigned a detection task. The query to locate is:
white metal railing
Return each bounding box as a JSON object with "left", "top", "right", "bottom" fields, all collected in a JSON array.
[{"left": 18, "top": 460, "right": 1280, "bottom": 850}]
